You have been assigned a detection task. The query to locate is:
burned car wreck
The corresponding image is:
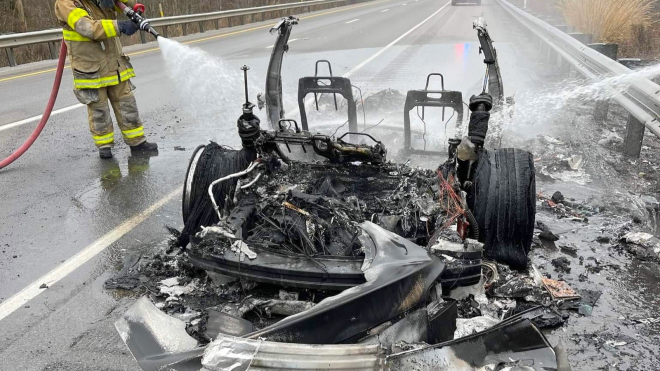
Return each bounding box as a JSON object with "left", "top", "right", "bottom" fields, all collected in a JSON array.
[{"left": 110, "top": 16, "right": 571, "bottom": 371}]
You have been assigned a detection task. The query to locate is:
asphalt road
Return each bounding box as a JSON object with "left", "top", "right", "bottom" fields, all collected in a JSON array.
[{"left": 0, "top": 0, "right": 545, "bottom": 369}]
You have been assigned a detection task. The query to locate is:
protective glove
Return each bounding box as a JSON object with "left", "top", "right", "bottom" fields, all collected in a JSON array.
[
  {"left": 118, "top": 21, "right": 139, "bottom": 36},
  {"left": 133, "top": 3, "right": 146, "bottom": 14}
]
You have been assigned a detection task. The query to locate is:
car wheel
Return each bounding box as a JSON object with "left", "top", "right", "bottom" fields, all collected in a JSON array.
[
  {"left": 182, "top": 145, "right": 207, "bottom": 223},
  {"left": 180, "top": 143, "right": 256, "bottom": 246},
  {"left": 469, "top": 148, "right": 536, "bottom": 268}
]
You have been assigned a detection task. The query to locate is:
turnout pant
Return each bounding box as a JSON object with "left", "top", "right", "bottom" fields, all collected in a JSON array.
[{"left": 74, "top": 80, "right": 146, "bottom": 148}]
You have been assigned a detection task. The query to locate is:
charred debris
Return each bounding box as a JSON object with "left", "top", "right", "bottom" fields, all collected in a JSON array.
[{"left": 109, "top": 17, "right": 576, "bottom": 370}]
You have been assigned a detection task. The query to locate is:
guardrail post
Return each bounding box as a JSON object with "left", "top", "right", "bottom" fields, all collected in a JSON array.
[
  {"left": 569, "top": 33, "right": 593, "bottom": 45},
  {"left": 182, "top": 24, "right": 188, "bottom": 36},
  {"left": 567, "top": 33, "right": 593, "bottom": 77},
  {"left": 537, "top": 30, "right": 548, "bottom": 54},
  {"left": 547, "top": 25, "right": 567, "bottom": 65},
  {"left": 5, "top": 47, "right": 17, "bottom": 67},
  {"left": 623, "top": 115, "right": 645, "bottom": 158},
  {"left": 618, "top": 58, "right": 643, "bottom": 69},
  {"left": 588, "top": 43, "right": 618, "bottom": 122},
  {"left": 199, "top": 21, "right": 205, "bottom": 33},
  {"left": 540, "top": 20, "right": 556, "bottom": 59},
  {"left": 535, "top": 32, "right": 544, "bottom": 50},
  {"left": 48, "top": 42, "right": 59, "bottom": 59},
  {"left": 162, "top": 25, "right": 168, "bottom": 38},
  {"left": 139, "top": 30, "right": 147, "bottom": 44},
  {"left": 549, "top": 25, "right": 567, "bottom": 70},
  {"left": 215, "top": 19, "right": 220, "bottom": 30}
]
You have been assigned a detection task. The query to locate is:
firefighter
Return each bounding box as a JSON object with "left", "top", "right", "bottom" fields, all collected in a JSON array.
[{"left": 54, "top": 0, "right": 157, "bottom": 159}]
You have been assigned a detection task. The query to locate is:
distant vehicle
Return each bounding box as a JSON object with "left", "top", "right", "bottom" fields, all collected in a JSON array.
[{"left": 452, "top": 0, "right": 482, "bottom": 5}]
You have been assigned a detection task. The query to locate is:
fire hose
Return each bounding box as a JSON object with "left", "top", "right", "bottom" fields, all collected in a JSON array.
[
  {"left": 0, "top": 1, "right": 159, "bottom": 171},
  {"left": 0, "top": 42, "right": 67, "bottom": 171}
]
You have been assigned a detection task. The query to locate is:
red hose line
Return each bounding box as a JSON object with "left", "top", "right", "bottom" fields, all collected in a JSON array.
[
  {"left": 0, "top": 41, "right": 67, "bottom": 170},
  {"left": 115, "top": 1, "right": 128, "bottom": 11}
]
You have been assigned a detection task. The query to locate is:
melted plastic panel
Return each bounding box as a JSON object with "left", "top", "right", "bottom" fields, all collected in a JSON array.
[
  {"left": 360, "top": 221, "right": 434, "bottom": 281},
  {"left": 358, "top": 308, "right": 429, "bottom": 349},
  {"left": 114, "top": 297, "right": 204, "bottom": 371},
  {"left": 246, "top": 222, "right": 444, "bottom": 344},
  {"left": 387, "top": 319, "right": 558, "bottom": 371}
]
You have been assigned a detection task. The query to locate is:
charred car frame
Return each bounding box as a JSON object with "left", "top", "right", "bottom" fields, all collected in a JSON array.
[{"left": 115, "top": 16, "right": 551, "bottom": 371}]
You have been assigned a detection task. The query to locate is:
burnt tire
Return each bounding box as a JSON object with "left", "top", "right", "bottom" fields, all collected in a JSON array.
[
  {"left": 178, "top": 143, "right": 256, "bottom": 247},
  {"left": 182, "top": 145, "right": 207, "bottom": 223},
  {"left": 470, "top": 148, "right": 536, "bottom": 268}
]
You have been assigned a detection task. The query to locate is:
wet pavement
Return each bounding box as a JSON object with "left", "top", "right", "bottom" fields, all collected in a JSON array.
[
  {"left": 511, "top": 102, "right": 660, "bottom": 369},
  {"left": 1, "top": 0, "right": 660, "bottom": 369}
]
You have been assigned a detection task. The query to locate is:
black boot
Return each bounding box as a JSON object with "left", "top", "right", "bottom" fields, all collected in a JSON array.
[
  {"left": 130, "top": 141, "right": 159, "bottom": 154},
  {"left": 99, "top": 147, "right": 113, "bottom": 159}
]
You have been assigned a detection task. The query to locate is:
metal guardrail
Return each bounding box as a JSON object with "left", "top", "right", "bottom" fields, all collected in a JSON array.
[
  {"left": 496, "top": 0, "right": 660, "bottom": 156},
  {"left": 0, "top": 0, "right": 354, "bottom": 66}
]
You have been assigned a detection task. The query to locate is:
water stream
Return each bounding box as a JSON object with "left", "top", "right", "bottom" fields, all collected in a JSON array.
[
  {"left": 157, "top": 38, "right": 262, "bottom": 143},
  {"left": 511, "top": 62, "right": 660, "bottom": 131}
]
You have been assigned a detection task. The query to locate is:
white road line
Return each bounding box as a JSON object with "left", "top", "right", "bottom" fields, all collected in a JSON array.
[
  {"left": 381, "top": 8, "right": 390, "bottom": 12},
  {"left": 402, "top": 3, "right": 407, "bottom": 5},
  {"left": 289, "top": 1, "right": 450, "bottom": 117},
  {"left": 346, "top": 19, "right": 360, "bottom": 24},
  {"left": 343, "top": 1, "right": 450, "bottom": 77},
  {"left": 0, "top": 188, "right": 181, "bottom": 322},
  {"left": 265, "top": 38, "right": 299, "bottom": 48},
  {"left": 0, "top": 104, "right": 84, "bottom": 133}
]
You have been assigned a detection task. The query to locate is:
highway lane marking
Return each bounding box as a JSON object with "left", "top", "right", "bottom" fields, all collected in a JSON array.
[
  {"left": 381, "top": 8, "right": 390, "bottom": 12},
  {"left": 0, "top": 0, "right": 394, "bottom": 131},
  {"left": 290, "top": 0, "right": 450, "bottom": 117},
  {"left": 265, "top": 38, "right": 298, "bottom": 48},
  {"left": 344, "top": 1, "right": 450, "bottom": 77},
  {"left": 0, "top": 0, "right": 392, "bottom": 84},
  {"left": 0, "top": 67, "right": 60, "bottom": 82},
  {"left": 0, "top": 104, "right": 84, "bottom": 133},
  {"left": 0, "top": 188, "right": 181, "bottom": 322},
  {"left": 346, "top": 19, "right": 360, "bottom": 24}
]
